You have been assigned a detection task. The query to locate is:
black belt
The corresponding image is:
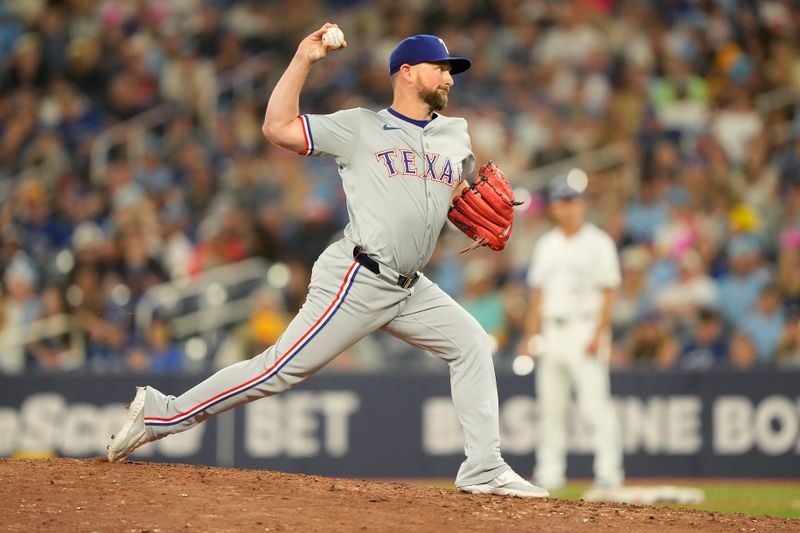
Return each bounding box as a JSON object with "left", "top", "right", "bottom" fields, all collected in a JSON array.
[{"left": 353, "top": 246, "right": 419, "bottom": 289}]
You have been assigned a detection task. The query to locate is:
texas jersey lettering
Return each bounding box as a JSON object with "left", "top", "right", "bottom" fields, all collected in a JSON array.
[{"left": 374, "top": 148, "right": 463, "bottom": 188}]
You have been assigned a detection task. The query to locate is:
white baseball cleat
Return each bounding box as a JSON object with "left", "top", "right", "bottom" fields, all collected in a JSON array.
[
  {"left": 107, "top": 387, "right": 152, "bottom": 463},
  {"left": 459, "top": 470, "right": 550, "bottom": 498}
]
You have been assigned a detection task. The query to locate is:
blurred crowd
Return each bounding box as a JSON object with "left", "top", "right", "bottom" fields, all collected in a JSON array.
[{"left": 1, "top": 0, "right": 800, "bottom": 376}]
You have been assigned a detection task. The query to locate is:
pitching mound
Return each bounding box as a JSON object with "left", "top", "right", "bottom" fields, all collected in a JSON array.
[{"left": 1, "top": 458, "right": 796, "bottom": 532}]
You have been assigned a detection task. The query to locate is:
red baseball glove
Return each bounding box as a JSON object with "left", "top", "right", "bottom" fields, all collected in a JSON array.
[{"left": 447, "top": 161, "right": 521, "bottom": 252}]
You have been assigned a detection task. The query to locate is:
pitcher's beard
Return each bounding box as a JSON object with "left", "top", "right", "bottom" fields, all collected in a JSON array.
[{"left": 422, "top": 88, "right": 448, "bottom": 112}]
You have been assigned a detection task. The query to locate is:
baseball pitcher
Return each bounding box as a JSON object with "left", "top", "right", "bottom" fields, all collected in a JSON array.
[{"left": 108, "top": 23, "right": 547, "bottom": 498}]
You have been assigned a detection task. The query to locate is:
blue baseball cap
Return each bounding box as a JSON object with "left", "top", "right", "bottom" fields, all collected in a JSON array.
[{"left": 389, "top": 35, "right": 471, "bottom": 76}]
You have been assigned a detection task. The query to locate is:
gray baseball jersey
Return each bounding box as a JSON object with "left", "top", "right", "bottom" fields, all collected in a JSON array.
[
  {"left": 301, "top": 107, "right": 475, "bottom": 274},
  {"left": 139, "top": 107, "right": 510, "bottom": 487}
]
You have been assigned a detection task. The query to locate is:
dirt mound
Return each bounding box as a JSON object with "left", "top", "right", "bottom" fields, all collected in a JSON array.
[{"left": 1, "top": 458, "right": 795, "bottom": 532}]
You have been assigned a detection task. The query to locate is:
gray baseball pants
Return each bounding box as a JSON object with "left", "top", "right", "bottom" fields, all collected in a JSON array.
[{"left": 141, "top": 238, "right": 509, "bottom": 486}]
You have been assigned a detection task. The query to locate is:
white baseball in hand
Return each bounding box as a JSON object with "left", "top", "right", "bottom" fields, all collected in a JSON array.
[{"left": 322, "top": 27, "right": 345, "bottom": 50}]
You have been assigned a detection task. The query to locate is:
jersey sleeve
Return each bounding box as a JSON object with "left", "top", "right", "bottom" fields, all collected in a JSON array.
[
  {"left": 300, "top": 108, "right": 362, "bottom": 159},
  {"left": 462, "top": 152, "right": 475, "bottom": 182},
  {"left": 594, "top": 233, "right": 622, "bottom": 289}
]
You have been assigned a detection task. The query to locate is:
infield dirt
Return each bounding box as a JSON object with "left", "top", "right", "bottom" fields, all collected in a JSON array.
[{"left": 1, "top": 458, "right": 797, "bottom": 532}]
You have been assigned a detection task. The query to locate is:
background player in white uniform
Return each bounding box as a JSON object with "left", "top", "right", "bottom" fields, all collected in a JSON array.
[
  {"left": 519, "top": 170, "right": 624, "bottom": 492},
  {"left": 107, "top": 23, "right": 548, "bottom": 498}
]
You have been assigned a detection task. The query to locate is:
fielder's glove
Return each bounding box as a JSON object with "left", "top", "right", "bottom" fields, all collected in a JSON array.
[{"left": 447, "top": 161, "right": 521, "bottom": 252}]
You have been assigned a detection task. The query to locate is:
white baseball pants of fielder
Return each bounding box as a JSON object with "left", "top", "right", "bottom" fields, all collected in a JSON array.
[
  {"left": 534, "top": 319, "right": 624, "bottom": 489},
  {"left": 140, "top": 238, "right": 509, "bottom": 487}
]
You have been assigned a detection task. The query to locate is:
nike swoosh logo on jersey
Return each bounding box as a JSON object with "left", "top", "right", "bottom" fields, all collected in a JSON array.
[{"left": 383, "top": 124, "right": 402, "bottom": 131}]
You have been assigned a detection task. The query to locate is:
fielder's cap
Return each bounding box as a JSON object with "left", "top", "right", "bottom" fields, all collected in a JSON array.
[
  {"left": 389, "top": 34, "right": 471, "bottom": 76},
  {"left": 547, "top": 168, "right": 588, "bottom": 202}
]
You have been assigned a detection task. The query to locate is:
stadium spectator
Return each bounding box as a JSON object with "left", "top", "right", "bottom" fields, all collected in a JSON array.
[
  {"left": 25, "top": 284, "right": 81, "bottom": 373},
  {"left": 726, "top": 331, "right": 758, "bottom": 370},
  {"left": 159, "top": 41, "right": 217, "bottom": 126},
  {"left": 215, "top": 286, "right": 290, "bottom": 370},
  {"left": 126, "top": 316, "right": 183, "bottom": 374},
  {"left": 653, "top": 186, "right": 702, "bottom": 262},
  {"left": 624, "top": 175, "right": 669, "bottom": 245},
  {"left": 188, "top": 201, "right": 252, "bottom": 275},
  {"left": 1, "top": 33, "right": 50, "bottom": 91},
  {"left": 737, "top": 283, "right": 786, "bottom": 364},
  {"left": 711, "top": 88, "right": 763, "bottom": 168},
  {"left": 1, "top": 253, "right": 43, "bottom": 371},
  {"left": 64, "top": 36, "right": 109, "bottom": 104},
  {"left": 717, "top": 234, "right": 771, "bottom": 326},
  {"left": 624, "top": 312, "right": 680, "bottom": 370},
  {"left": 730, "top": 134, "right": 779, "bottom": 222},
  {"left": 653, "top": 249, "right": 718, "bottom": 332},
  {"left": 612, "top": 245, "right": 653, "bottom": 339},
  {"left": 69, "top": 264, "right": 128, "bottom": 372},
  {"left": 116, "top": 224, "right": 168, "bottom": 302},
  {"left": 679, "top": 307, "right": 728, "bottom": 371},
  {"left": 650, "top": 57, "right": 709, "bottom": 143}
]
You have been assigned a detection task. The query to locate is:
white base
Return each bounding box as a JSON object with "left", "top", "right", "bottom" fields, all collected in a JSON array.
[{"left": 583, "top": 485, "right": 706, "bottom": 505}]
